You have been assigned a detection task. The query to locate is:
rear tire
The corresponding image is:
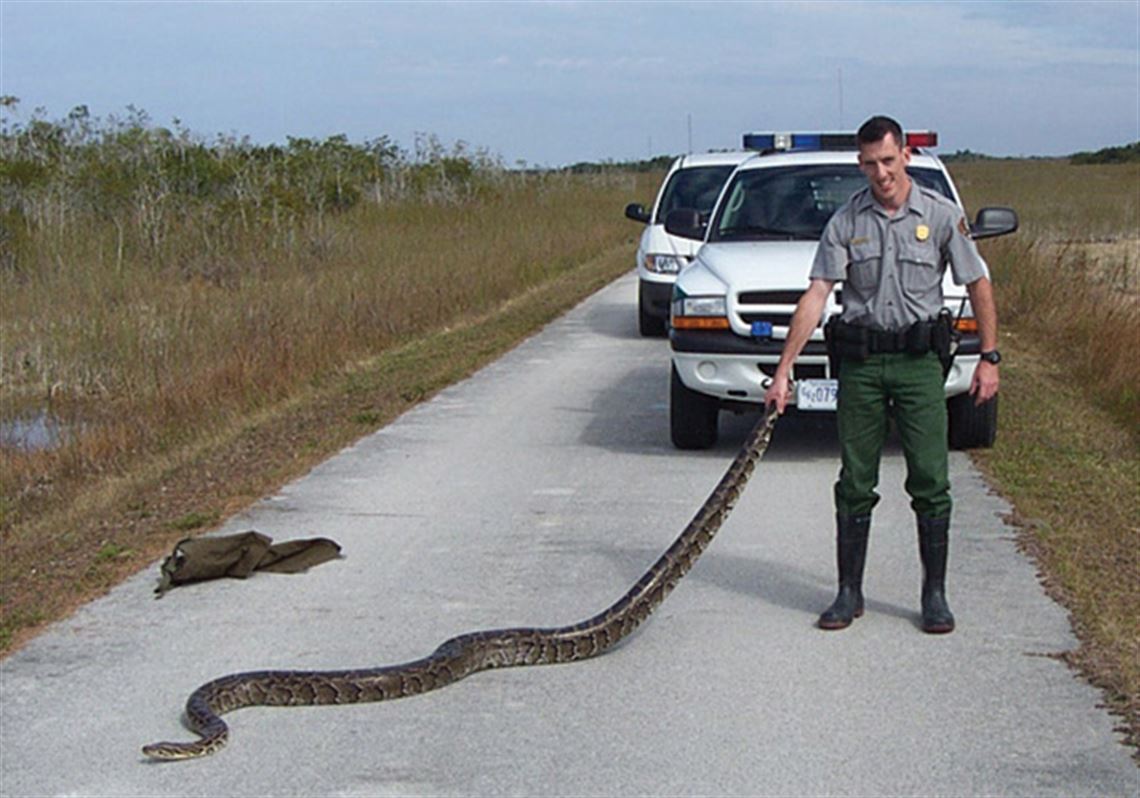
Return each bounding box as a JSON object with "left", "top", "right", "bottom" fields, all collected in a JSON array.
[
  {"left": 670, "top": 365, "right": 719, "bottom": 449},
  {"left": 947, "top": 393, "right": 998, "bottom": 450}
]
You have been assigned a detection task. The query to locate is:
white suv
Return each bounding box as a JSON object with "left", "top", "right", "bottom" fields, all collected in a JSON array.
[
  {"left": 665, "top": 131, "right": 1018, "bottom": 449},
  {"left": 624, "top": 151, "right": 753, "bottom": 336}
]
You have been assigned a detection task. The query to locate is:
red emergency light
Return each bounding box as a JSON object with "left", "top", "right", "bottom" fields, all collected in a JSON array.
[{"left": 905, "top": 131, "right": 938, "bottom": 148}]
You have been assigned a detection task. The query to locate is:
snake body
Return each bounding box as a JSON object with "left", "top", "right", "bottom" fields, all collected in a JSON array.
[{"left": 143, "top": 408, "right": 779, "bottom": 760}]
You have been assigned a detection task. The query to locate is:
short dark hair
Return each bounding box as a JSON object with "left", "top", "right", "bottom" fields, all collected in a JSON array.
[{"left": 857, "top": 116, "right": 904, "bottom": 147}]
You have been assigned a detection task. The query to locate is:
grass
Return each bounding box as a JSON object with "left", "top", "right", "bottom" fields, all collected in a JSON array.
[
  {"left": 169, "top": 512, "right": 218, "bottom": 532},
  {"left": 969, "top": 335, "right": 1138, "bottom": 752},
  {"left": 0, "top": 157, "right": 656, "bottom": 653},
  {"left": 0, "top": 142, "right": 1137, "bottom": 760},
  {"left": 1, "top": 169, "right": 647, "bottom": 530},
  {"left": 952, "top": 159, "right": 1139, "bottom": 756},
  {"left": 0, "top": 239, "right": 638, "bottom": 652}
]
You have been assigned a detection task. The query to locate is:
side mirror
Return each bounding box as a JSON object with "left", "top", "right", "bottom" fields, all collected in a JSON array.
[
  {"left": 970, "top": 207, "right": 1018, "bottom": 240},
  {"left": 624, "top": 202, "right": 651, "bottom": 224},
  {"left": 664, "top": 208, "right": 704, "bottom": 241}
]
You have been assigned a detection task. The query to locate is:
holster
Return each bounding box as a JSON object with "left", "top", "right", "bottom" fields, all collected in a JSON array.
[
  {"left": 824, "top": 317, "right": 869, "bottom": 373},
  {"left": 932, "top": 308, "right": 958, "bottom": 377}
]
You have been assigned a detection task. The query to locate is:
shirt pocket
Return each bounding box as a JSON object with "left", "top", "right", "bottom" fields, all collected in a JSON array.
[
  {"left": 846, "top": 240, "right": 882, "bottom": 292},
  {"left": 898, "top": 240, "right": 942, "bottom": 295}
]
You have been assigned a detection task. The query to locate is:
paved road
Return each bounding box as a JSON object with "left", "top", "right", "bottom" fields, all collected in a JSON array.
[{"left": 1, "top": 272, "right": 1135, "bottom": 797}]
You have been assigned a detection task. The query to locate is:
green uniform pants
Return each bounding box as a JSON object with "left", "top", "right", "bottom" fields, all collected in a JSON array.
[{"left": 834, "top": 351, "right": 951, "bottom": 519}]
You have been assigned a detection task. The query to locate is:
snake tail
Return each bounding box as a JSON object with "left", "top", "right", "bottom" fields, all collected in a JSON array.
[{"left": 143, "top": 408, "right": 778, "bottom": 760}]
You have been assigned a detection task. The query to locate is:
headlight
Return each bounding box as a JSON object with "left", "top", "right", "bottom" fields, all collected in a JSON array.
[
  {"left": 671, "top": 295, "right": 730, "bottom": 330},
  {"left": 677, "top": 296, "right": 727, "bottom": 317},
  {"left": 644, "top": 254, "right": 687, "bottom": 274}
]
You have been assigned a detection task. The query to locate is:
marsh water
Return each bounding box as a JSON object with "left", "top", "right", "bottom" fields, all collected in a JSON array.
[{"left": 0, "top": 409, "right": 70, "bottom": 451}]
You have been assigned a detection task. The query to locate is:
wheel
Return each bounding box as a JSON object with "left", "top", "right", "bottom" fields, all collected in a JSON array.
[
  {"left": 670, "top": 365, "right": 719, "bottom": 449},
  {"left": 947, "top": 393, "right": 998, "bottom": 450},
  {"left": 638, "top": 284, "right": 668, "bottom": 338}
]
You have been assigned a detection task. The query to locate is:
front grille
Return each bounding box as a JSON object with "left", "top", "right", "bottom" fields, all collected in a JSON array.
[
  {"left": 736, "top": 288, "right": 843, "bottom": 330},
  {"left": 738, "top": 290, "right": 803, "bottom": 304},
  {"left": 738, "top": 289, "right": 844, "bottom": 305}
]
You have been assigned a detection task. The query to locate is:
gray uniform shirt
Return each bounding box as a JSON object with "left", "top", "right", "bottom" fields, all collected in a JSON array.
[{"left": 810, "top": 183, "right": 988, "bottom": 331}]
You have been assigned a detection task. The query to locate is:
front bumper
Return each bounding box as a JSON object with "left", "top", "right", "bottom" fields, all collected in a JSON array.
[{"left": 670, "top": 329, "right": 979, "bottom": 406}]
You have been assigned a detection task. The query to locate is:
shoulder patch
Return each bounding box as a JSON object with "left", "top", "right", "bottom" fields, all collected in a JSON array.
[{"left": 957, "top": 216, "right": 972, "bottom": 239}]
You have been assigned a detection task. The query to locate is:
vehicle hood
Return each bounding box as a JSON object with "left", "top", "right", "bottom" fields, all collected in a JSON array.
[
  {"left": 695, "top": 241, "right": 820, "bottom": 289},
  {"left": 640, "top": 224, "right": 703, "bottom": 258},
  {"left": 691, "top": 239, "right": 971, "bottom": 297}
]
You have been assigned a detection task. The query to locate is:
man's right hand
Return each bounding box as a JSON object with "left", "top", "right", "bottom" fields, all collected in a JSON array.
[
  {"left": 763, "top": 374, "right": 792, "bottom": 415},
  {"left": 763, "top": 278, "right": 834, "bottom": 415}
]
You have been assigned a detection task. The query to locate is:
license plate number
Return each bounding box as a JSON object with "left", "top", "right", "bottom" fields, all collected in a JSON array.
[{"left": 796, "top": 379, "right": 838, "bottom": 411}]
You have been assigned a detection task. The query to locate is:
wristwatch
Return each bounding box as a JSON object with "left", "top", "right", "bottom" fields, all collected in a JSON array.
[{"left": 980, "top": 350, "right": 1002, "bottom": 365}]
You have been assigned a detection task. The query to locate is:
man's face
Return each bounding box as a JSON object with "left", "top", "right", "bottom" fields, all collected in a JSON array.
[{"left": 857, "top": 132, "right": 912, "bottom": 209}]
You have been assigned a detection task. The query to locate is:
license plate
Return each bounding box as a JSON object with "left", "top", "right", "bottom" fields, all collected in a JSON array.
[{"left": 796, "top": 379, "right": 838, "bottom": 411}]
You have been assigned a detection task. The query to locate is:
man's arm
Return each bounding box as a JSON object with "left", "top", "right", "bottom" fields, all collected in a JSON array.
[
  {"left": 763, "top": 278, "right": 835, "bottom": 413},
  {"left": 966, "top": 275, "right": 999, "bottom": 404}
]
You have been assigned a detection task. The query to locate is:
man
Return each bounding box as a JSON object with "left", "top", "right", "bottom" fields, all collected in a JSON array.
[{"left": 762, "top": 115, "right": 1000, "bottom": 634}]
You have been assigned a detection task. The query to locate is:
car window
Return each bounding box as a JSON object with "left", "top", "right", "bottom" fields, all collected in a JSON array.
[
  {"left": 654, "top": 165, "right": 736, "bottom": 223},
  {"left": 709, "top": 165, "right": 954, "bottom": 242}
]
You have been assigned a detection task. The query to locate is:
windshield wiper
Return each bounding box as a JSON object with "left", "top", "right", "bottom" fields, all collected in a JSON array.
[{"left": 715, "top": 224, "right": 815, "bottom": 241}]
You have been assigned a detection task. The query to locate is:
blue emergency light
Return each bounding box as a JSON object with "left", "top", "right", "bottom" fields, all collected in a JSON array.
[{"left": 742, "top": 131, "right": 938, "bottom": 151}]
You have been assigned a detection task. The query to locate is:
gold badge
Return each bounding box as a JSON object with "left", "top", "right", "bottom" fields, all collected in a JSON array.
[{"left": 915, "top": 224, "right": 930, "bottom": 242}]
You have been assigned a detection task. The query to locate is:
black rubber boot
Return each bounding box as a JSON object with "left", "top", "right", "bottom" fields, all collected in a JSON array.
[
  {"left": 818, "top": 514, "right": 871, "bottom": 630},
  {"left": 918, "top": 515, "right": 955, "bottom": 634}
]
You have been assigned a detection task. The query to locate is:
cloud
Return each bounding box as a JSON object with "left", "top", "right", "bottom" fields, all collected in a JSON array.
[
  {"left": 533, "top": 55, "right": 665, "bottom": 73},
  {"left": 535, "top": 57, "right": 595, "bottom": 71},
  {"left": 2, "top": 0, "right": 1135, "bottom": 164}
]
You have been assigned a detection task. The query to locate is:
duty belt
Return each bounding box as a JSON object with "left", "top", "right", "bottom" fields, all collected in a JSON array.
[
  {"left": 866, "top": 327, "right": 916, "bottom": 354},
  {"left": 825, "top": 313, "right": 957, "bottom": 376}
]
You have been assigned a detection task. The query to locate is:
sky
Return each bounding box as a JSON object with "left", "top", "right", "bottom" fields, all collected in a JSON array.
[{"left": 1, "top": 1, "right": 1137, "bottom": 167}]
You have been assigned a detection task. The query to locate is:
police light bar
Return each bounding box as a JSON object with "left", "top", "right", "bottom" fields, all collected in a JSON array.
[
  {"left": 742, "top": 132, "right": 856, "bottom": 151},
  {"left": 742, "top": 130, "right": 938, "bottom": 151}
]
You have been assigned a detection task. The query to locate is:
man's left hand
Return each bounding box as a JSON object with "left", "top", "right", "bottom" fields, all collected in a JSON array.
[{"left": 970, "top": 361, "right": 999, "bottom": 405}]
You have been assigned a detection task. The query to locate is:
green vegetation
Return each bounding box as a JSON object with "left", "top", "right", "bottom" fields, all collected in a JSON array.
[
  {"left": 0, "top": 102, "right": 656, "bottom": 653},
  {"left": 951, "top": 159, "right": 1138, "bottom": 429},
  {"left": 0, "top": 103, "right": 1135, "bottom": 757},
  {"left": 1070, "top": 141, "right": 1140, "bottom": 165},
  {"left": 0, "top": 101, "right": 645, "bottom": 529},
  {"left": 95, "top": 542, "right": 132, "bottom": 561},
  {"left": 940, "top": 149, "right": 1005, "bottom": 163},
  {"left": 169, "top": 512, "right": 218, "bottom": 532},
  {"left": 564, "top": 154, "right": 675, "bottom": 174},
  {"left": 951, "top": 159, "right": 1138, "bottom": 755}
]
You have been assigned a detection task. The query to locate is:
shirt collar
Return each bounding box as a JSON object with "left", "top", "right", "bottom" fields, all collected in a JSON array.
[{"left": 854, "top": 182, "right": 927, "bottom": 218}]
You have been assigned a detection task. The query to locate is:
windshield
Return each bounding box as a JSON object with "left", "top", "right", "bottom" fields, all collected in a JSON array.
[
  {"left": 708, "top": 164, "right": 955, "bottom": 242},
  {"left": 653, "top": 165, "right": 736, "bottom": 223}
]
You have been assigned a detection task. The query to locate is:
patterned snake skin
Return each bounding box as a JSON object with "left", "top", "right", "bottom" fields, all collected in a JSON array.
[{"left": 143, "top": 408, "right": 779, "bottom": 760}]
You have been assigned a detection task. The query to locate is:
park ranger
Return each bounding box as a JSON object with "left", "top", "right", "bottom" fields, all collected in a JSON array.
[{"left": 763, "top": 115, "right": 1001, "bottom": 634}]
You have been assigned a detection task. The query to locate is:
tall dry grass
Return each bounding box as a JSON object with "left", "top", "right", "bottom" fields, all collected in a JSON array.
[
  {"left": 950, "top": 160, "right": 1139, "bottom": 431},
  {"left": 0, "top": 105, "right": 654, "bottom": 529}
]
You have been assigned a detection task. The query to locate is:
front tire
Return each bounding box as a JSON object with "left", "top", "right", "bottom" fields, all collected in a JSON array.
[
  {"left": 947, "top": 393, "right": 998, "bottom": 450},
  {"left": 638, "top": 298, "right": 665, "bottom": 337},
  {"left": 670, "top": 365, "right": 719, "bottom": 449}
]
